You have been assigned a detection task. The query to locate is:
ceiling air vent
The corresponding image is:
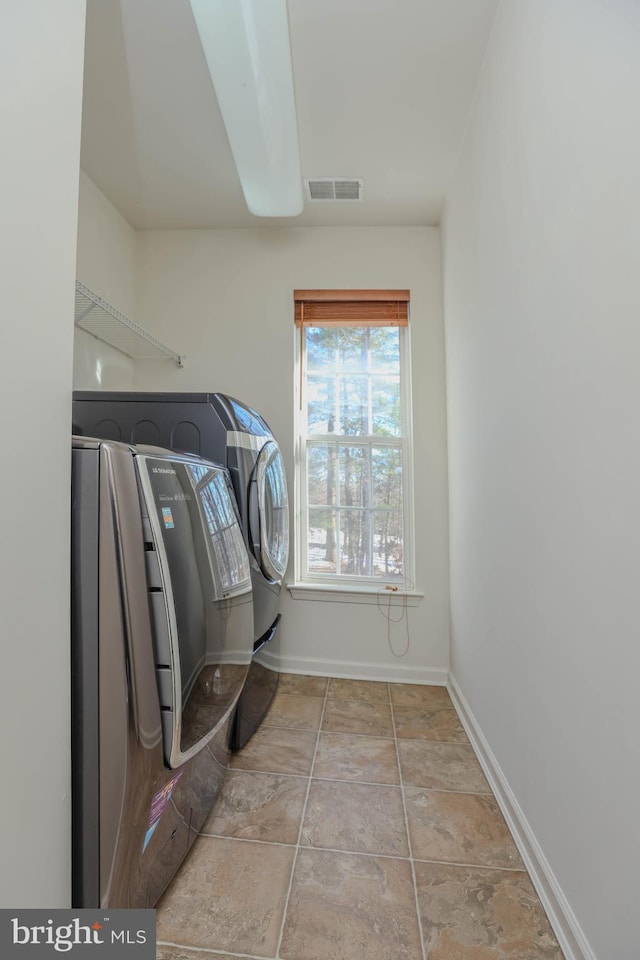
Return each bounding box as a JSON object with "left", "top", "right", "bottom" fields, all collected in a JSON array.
[{"left": 305, "top": 178, "right": 363, "bottom": 201}]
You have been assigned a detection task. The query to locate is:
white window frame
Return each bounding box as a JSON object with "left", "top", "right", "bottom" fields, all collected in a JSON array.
[{"left": 293, "top": 322, "right": 416, "bottom": 594}]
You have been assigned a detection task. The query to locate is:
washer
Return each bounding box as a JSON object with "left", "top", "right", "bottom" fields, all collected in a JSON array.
[
  {"left": 72, "top": 391, "right": 290, "bottom": 748},
  {"left": 72, "top": 437, "right": 254, "bottom": 906}
]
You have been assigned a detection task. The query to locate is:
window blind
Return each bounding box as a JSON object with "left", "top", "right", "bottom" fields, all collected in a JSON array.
[{"left": 294, "top": 289, "right": 409, "bottom": 327}]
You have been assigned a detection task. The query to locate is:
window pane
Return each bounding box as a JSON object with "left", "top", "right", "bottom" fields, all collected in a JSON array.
[
  {"left": 338, "top": 508, "right": 372, "bottom": 577},
  {"left": 371, "top": 376, "right": 401, "bottom": 437},
  {"left": 337, "top": 327, "right": 369, "bottom": 371},
  {"left": 338, "top": 375, "right": 368, "bottom": 434},
  {"left": 371, "top": 447, "right": 403, "bottom": 510},
  {"left": 369, "top": 327, "right": 400, "bottom": 372},
  {"left": 338, "top": 444, "right": 367, "bottom": 508},
  {"left": 372, "top": 511, "right": 404, "bottom": 579},
  {"left": 307, "top": 375, "right": 337, "bottom": 433},
  {"left": 307, "top": 507, "right": 338, "bottom": 574},
  {"left": 306, "top": 327, "right": 337, "bottom": 371},
  {"left": 307, "top": 444, "right": 337, "bottom": 507}
]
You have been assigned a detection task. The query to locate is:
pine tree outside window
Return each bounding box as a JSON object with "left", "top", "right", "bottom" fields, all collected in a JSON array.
[{"left": 294, "top": 290, "right": 414, "bottom": 588}]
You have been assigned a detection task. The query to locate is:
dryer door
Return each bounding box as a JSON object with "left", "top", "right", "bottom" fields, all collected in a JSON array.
[{"left": 249, "top": 440, "right": 289, "bottom": 581}]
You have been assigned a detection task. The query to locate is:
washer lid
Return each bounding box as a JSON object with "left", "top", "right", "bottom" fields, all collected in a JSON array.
[{"left": 250, "top": 440, "right": 289, "bottom": 581}]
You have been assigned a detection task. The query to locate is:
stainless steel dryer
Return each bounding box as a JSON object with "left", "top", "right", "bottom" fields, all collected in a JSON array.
[
  {"left": 72, "top": 392, "right": 290, "bottom": 749},
  {"left": 206, "top": 394, "right": 289, "bottom": 641},
  {"left": 71, "top": 437, "right": 253, "bottom": 907},
  {"left": 205, "top": 394, "right": 289, "bottom": 749}
]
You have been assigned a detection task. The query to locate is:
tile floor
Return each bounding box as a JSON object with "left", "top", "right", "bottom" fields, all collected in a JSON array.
[{"left": 156, "top": 675, "right": 565, "bottom": 960}]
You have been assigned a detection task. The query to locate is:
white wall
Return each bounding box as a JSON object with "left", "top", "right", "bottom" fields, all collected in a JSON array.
[
  {"left": 74, "top": 171, "right": 136, "bottom": 390},
  {"left": 135, "top": 227, "right": 450, "bottom": 682},
  {"left": 0, "top": 1, "right": 85, "bottom": 906},
  {"left": 442, "top": 2, "right": 640, "bottom": 957}
]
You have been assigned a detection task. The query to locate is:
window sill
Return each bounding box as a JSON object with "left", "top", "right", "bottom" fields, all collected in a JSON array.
[{"left": 286, "top": 582, "right": 424, "bottom": 606}]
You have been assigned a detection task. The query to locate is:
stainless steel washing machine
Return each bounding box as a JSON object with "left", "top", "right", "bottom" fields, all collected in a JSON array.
[{"left": 71, "top": 437, "right": 253, "bottom": 907}]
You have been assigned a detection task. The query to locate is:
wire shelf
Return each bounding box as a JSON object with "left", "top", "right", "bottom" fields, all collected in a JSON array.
[{"left": 74, "top": 282, "right": 184, "bottom": 366}]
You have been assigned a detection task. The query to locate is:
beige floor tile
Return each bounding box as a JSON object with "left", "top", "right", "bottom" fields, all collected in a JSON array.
[
  {"left": 327, "top": 677, "right": 390, "bottom": 702},
  {"left": 405, "top": 787, "right": 523, "bottom": 868},
  {"left": 415, "top": 861, "right": 564, "bottom": 959},
  {"left": 389, "top": 682, "right": 453, "bottom": 708},
  {"left": 312, "top": 732, "right": 399, "bottom": 784},
  {"left": 280, "top": 848, "right": 423, "bottom": 960},
  {"left": 322, "top": 699, "right": 393, "bottom": 737},
  {"left": 157, "top": 675, "right": 558, "bottom": 960},
  {"left": 393, "top": 703, "right": 469, "bottom": 743},
  {"left": 277, "top": 673, "right": 329, "bottom": 697},
  {"left": 201, "top": 769, "right": 307, "bottom": 844},
  {"left": 398, "top": 739, "right": 490, "bottom": 793},
  {"left": 301, "top": 779, "right": 408, "bottom": 856},
  {"left": 264, "top": 692, "right": 324, "bottom": 730},
  {"left": 156, "top": 835, "right": 295, "bottom": 957},
  {"left": 230, "top": 726, "right": 317, "bottom": 776}
]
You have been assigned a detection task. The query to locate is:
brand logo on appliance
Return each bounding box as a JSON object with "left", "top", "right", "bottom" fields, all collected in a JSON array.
[
  {"left": 152, "top": 466, "right": 176, "bottom": 475},
  {"left": 1, "top": 910, "right": 155, "bottom": 957}
]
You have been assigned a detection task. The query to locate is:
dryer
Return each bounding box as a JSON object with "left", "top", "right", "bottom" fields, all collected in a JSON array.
[
  {"left": 72, "top": 437, "right": 253, "bottom": 907},
  {"left": 206, "top": 393, "right": 288, "bottom": 642},
  {"left": 72, "top": 392, "right": 289, "bottom": 748}
]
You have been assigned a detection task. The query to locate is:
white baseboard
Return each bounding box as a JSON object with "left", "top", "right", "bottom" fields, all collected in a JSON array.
[
  {"left": 256, "top": 646, "right": 448, "bottom": 686},
  {"left": 447, "top": 672, "right": 596, "bottom": 960}
]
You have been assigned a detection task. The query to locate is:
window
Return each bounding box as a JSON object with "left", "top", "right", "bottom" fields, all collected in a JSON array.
[{"left": 294, "top": 290, "right": 413, "bottom": 588}]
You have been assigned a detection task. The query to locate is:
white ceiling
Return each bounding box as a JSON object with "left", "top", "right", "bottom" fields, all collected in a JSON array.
[{"left": 80, "top": 0, "right": 499, "bottom": 230}]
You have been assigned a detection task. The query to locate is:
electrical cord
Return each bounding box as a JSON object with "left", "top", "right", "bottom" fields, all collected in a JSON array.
[{"left": 376, "top": 579, "right": 414, "bottom": 658}]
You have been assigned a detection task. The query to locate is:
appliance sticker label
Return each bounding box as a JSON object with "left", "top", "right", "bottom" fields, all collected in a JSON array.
[
  {"left": 161, "top": 507, "right": 175, "bottom": 529},
  {"left": 142, "top": 769, "right": 184, "bottom": 853}
]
